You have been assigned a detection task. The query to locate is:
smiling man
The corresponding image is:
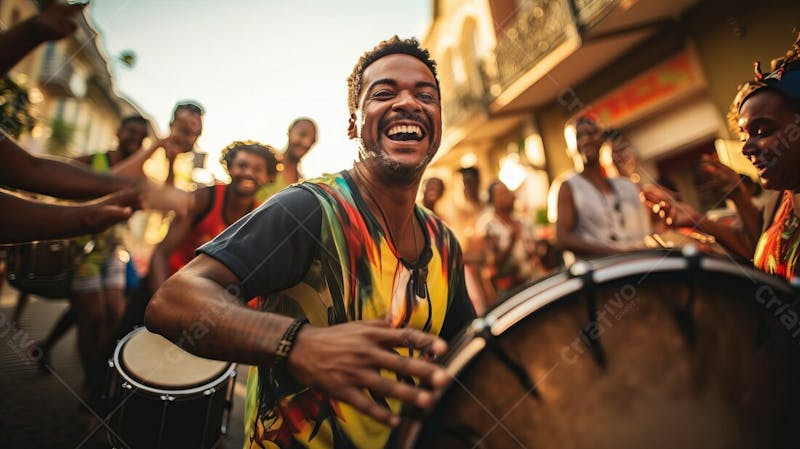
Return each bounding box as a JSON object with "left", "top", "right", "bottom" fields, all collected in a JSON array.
[
  {"left": 145, "top": 37, "right": 475, "bottom": 449},
  {"left": 146, "top": 140, "right": 278, "bottom": 294}
]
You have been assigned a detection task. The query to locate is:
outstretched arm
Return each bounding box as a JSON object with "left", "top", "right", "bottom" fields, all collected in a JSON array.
[
  {"left": 0, "top": 133, "right": 140, "bottom": 199},
  {"left": 147, "top": 189, "right": 206, "bottom": 293},
  {"left": 0, "top": 187, "right": 139, "bottom": 243},
  {"left": 0, "top": 3, "right": 85, "bottom": 77}
]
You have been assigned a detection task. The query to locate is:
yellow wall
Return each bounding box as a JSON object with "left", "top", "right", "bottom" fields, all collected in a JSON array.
[{"left": 684, "top": 0, "right": 800, "bottom": 133}]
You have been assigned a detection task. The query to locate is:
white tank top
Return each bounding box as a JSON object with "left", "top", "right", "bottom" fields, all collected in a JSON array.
[{"left": 564, "top": 173, "right": 650, "bottom": 250}]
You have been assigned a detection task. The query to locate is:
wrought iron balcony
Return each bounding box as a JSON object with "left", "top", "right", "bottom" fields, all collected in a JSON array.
[
  {"left": 494, "top": 0, "right": 618, "bottom": 89},
  {"left": 574, "top": 0, "right": 619, "bottom": 28},
  {"left": 440, "top": 58, "right": 495, "bottom": 128}
]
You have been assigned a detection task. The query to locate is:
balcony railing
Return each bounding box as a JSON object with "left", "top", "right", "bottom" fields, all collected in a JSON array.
[
  {"left": 441, "top": 58, "right": 495, "bottom": 128},
  {"left": 495, "top": 0, "right": 573, "bottom": 89},
  {"left": 574, "top": 0, "right": 619, "bottom": 29},
  {"left": 494, "top": 0, "right": 619, "bottom": 89}
]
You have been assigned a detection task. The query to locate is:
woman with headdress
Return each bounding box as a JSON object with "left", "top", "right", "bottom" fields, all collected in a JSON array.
[
  {"left": 732, "top": 34, "right": 800, "bottom": 280},
  {"left": 658, "top": 33, "right": 800, "bottom": 280}
]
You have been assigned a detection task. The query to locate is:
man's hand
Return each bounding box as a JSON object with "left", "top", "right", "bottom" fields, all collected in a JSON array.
[
  {"left": 287, "top": 320, "right": 450, "bottom": 427},
  {"left": 697, "top": 155, "right": 743, "bottom": 200},
  {"left": 78, "top": 187, "right": 140, "bottom": 234},
  {"left": 27, "top": 2, "right": 86, "bottom": 43},
  {"left": 641, "top": 184, "right": 702, "bottom": 228},
  {"left": 140, "top": 182, "right": 194, "bottom": 218}
]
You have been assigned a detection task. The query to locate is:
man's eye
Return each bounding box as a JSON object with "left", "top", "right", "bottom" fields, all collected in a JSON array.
[
  {"left": 418, "top": 92, "right": 437, "bottom": 102},
  {"left": 373, "top": 90, "right": 393, "bottom": 98},
  {"left": 755, "top": 127, "right": 772, "bottom": 137}
]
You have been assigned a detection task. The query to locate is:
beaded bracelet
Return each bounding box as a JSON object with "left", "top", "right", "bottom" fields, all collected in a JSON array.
[{"left": 274, "top": 318, "right": 309, "bottom": 363}]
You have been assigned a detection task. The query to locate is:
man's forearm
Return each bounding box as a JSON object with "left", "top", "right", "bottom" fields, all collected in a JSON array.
[
  {"left": 0, "top": 20, "right": 40, "bottom": 77},
  {"left": 1, "top": 135, "right": 139, "bottom": 199},
  {"left": 695, "top": 216, "right": 754, "bottom": 259},
  {"left": 146, "top": 270, "right": 293, "bottom": 365},
  {"left": 0, "top": 190, "right": 90, "bottom": 243},
  {"left": 112, "top": 141, "right": 161, "bottom": 178},
  {"left": 729, "top": 186, "right": 762, "bottom": 247}
]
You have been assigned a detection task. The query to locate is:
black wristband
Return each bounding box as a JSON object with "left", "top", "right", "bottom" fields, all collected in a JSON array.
[{"left": 274, "top": 318, "right": 309, "bottom": 362}]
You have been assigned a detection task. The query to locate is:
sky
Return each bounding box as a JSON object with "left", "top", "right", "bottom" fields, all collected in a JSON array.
[{"left": 89, "top": 0, "right": 431, "bottom": 180}]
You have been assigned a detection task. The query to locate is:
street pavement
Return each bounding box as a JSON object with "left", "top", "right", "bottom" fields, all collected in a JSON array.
[{"left": 0, "top": 281, "right": 248, "bottom": 449}]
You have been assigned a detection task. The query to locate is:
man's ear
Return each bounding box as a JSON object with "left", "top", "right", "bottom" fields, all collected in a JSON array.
[{"left": 347, "top": 114, "right": 357, "bottom": 139}]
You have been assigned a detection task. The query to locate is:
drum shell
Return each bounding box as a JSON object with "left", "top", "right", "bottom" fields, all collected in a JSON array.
[
  {"left": 108, "top": 380, "right": 232, "bottom": 449},
  {"left": 398, "top": 251, "right": 800, "bottom": 449},
  {"left": 107, "top": 328, "right": 236, "bottom": 449}
]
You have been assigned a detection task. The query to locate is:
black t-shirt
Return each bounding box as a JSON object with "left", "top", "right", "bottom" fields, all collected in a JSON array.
[{"left": 198, "top": 185, "right": 475, "bottom": 340}]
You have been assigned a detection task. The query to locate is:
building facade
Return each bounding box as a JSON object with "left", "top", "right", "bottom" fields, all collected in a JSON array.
[
  {"left": 424, "top": 0, "right": 800, "bottom": 223},
  {"left": 0, "top": 0, "right": 150, "bottom": 158}
]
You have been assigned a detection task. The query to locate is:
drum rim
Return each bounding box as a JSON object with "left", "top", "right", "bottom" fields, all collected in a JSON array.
[
  {"left": 488, "top": 251, "right": 792, "bottom": 336},
  {"left": 113, "top": 326, "right": 235, "bottom": 397}
]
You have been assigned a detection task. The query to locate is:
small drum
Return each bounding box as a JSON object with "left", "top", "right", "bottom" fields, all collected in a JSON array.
[
  {"left": 397, "top": 249, "right": 800, "bottom": 449},
  {"left": 107, "top": 327, "right": 236, "bottom": 449},
  {"left": 3, "top": 239, "right": 92, "bottom": 298}
]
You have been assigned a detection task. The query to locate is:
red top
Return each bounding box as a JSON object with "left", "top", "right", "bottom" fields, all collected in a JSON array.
[{"left": 168, "top": 183, "right": 231, "bottom": 275}]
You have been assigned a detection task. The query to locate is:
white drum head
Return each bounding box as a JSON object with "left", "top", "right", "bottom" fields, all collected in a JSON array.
[{"left": 120, "top": 328, "right": 229, "bottom": 390}]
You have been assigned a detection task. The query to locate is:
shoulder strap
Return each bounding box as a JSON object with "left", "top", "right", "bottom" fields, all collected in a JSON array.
[{"left": 90, "top": 152, "right": 112, "bottom": 173}]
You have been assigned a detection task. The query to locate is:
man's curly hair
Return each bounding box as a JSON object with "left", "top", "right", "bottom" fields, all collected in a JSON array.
[
  {"left": 219, "top": 140, "right": 279, "bottom": 176},
  {"left": 728, "top": 32, "right": 800, "bottom": 133},
  {"left": 347, "top": 36, "right": 439, "bottom": 115}
]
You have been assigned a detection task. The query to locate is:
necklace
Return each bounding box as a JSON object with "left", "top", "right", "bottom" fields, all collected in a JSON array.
[
  {"left": 352, "top": 167, "right": 419, "bottom": 262},
  {"left": 351, "top": 168, "right": 428, "bottom": 300}
]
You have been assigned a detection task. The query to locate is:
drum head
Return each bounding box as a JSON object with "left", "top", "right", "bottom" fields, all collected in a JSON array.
[
  {"left": 400, "top": 251, "right": 800, "bottom": 449},
  {"left": 119, "top": 328, "right": 229, "bottom": 390}
]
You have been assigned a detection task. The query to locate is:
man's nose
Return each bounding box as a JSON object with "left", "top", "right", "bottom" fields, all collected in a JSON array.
[
  {"left": 741, "top": 138, "right": 758, "bottom": 158},
  {"left": 392, "top": 90, "right": 422, "bottom": 112}
]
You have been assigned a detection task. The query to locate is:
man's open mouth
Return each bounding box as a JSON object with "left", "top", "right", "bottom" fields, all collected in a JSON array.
[{"left": 385, "top": 123, "right": 426, "bottom": 142}]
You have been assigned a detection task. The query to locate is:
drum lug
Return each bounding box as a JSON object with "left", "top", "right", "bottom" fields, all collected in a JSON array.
[
  {"left": 203, "top": 387, "right": 216, "bottom": 396},
  {"left": 160, "top": 394, "right": 176, "bottom": 401},
  {"left": 122, "top": 382, "right": 132, "bottom": 390}
]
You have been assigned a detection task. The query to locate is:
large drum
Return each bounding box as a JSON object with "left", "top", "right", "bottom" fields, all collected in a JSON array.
[
  {"left": 107, "top": 327, "right": 236, "bottom": 449},
  {"left": 397, "top": 249, "right": 800, "bottom": 449},
  {"left": 3, "top": 239, "right": 91, "bottom": 298}
]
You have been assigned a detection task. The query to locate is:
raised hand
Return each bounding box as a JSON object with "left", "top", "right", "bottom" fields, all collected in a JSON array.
[
  {"left": 287, "top": 320, "right": 450, "bottom": 427},
  {"left": 28, "top": 2, "right": 86, "bottom": 43},
  {"left": 697, "top": 155, "right": 741, "bottom": 199}
]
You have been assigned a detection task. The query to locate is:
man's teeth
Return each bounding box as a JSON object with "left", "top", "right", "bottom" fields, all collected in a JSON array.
[{"left": 387, "top": 124, "right": 422, "bottom": 137}]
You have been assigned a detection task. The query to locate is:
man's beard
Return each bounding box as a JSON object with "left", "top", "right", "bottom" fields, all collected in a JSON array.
[{"left": 358, "top": 142, "right": 433, "bottom": 186}]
